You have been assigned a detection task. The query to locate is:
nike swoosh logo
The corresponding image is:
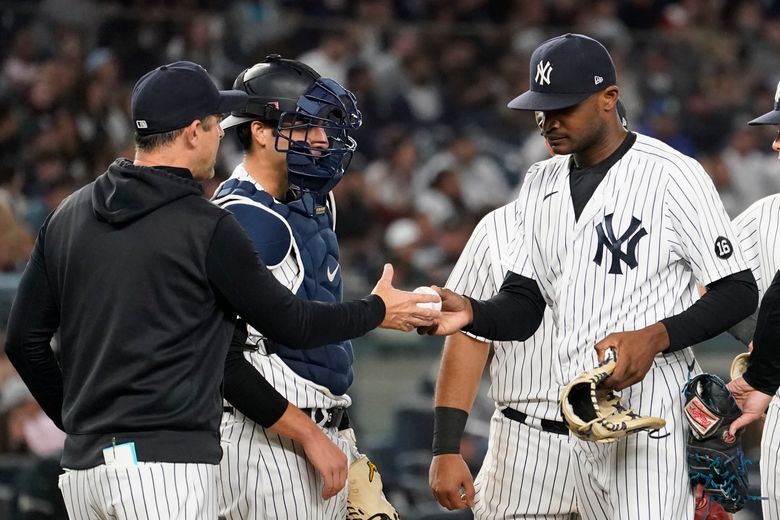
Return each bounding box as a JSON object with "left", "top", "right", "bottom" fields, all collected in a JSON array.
[
  {"left": 543, "top": 191, "right": 558, "bottom": 201},
  {"left": 327, "top": 264, "right": 340, "bottom": 282}
]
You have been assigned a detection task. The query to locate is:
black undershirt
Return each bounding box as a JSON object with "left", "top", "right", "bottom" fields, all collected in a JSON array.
[
  {"left": 570, "top": 132, "right": 636, "bottom": 220},
  {"left": 744, "top": 270, "right": 780, "bottom": 395},
  {"left": 467, "top": 132, "right": 757, "bottom": 350}
]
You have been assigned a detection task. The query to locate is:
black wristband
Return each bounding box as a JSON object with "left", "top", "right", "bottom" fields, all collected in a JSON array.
[{"left": 432, "top": 406, "right": 468, "bottom": 456}]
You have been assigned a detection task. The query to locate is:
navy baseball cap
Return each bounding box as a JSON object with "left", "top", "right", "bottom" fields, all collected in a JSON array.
[
  {"left": 131, "top": 61, "right": 248, "bottom": 135},
  {"left": 748, "top": 81, "right": 780, "bottom": 125},
  {"left": 508, "top": 33, "right": 617, "bottom": 112}
]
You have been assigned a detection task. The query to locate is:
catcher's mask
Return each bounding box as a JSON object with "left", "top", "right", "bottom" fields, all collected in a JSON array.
[{"left": 222, "top": 54, "right": 362, "bottom": 196}]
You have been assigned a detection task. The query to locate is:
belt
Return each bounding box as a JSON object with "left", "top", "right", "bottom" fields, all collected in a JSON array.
[
  {"left": 501, "top": 407, "right": 569, "bottom": 436},
  {"left": 223, "top": 406, "right": 348, "bottom": 429},
  {"left": 301, "top": 407, "right": 348, "bottom": 429}
]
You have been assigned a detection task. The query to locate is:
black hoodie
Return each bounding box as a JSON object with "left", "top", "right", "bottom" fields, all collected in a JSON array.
[{"left": 6, "top": 158, "right": 384, "bottom": 468}]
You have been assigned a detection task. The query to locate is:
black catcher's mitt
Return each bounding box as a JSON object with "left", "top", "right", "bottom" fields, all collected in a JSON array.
[{"left": 684, "top": 373, "right": 750, "bottom": 513}]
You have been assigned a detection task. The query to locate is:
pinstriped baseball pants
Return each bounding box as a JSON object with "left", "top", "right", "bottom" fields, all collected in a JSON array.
[{"left": 58, "top": 463, "right": 217, "bottom": 519}]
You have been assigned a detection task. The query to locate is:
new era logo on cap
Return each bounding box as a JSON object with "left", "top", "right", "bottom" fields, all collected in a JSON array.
[
  {"left": 595, "top": 76, "right": 603, "bottom": 85},
  {"left": 135, "top": 120, "right": 148, "bottom": 129}
]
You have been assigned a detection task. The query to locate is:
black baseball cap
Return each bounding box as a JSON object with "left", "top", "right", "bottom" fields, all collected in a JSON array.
[
  {"left": 508, "top": 33, "right": 617, "bottom": 112},
  {"left": 748, "top": 81, "right": 780, "bottom": 125},
  {"left": 131, "top": 61, "right": 248, "bottom": 135}
]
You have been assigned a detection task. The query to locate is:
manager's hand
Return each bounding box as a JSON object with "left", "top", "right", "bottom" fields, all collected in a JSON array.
[{"left": 371, "top": 264, "right": 440, "bottom": 332}]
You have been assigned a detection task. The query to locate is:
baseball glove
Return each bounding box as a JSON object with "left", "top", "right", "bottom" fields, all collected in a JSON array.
[
  {"left": 346, "top": 455, "right": 399, "bottom": 520},
  {"left": 684, "top": 373, "right": 750, "bottom": 513},
  {"left": 560, "top": 354, "right": 666, "bottom": 442},
  {"left": 729, "top": 352, "right": 750, "bottom": 381}
]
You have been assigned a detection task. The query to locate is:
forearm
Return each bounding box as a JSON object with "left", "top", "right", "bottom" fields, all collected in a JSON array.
[
  {"left": 661, "top": 269, "right": 757, "bottom": 351},
  {"left": 432, "top": 333, "right": 490, "bottom": 456},
  {"left": 207, "top": 216, "right": 384, "bottom": 348},
  {"left": 465, "top": 273, "right": 546, "bottom": 341},
  {"left": 434, "top": 333, "right": 490, "bottom": 412},
  {"left": 223, "top": 322, "right": 288, "bottom": 428},
  {"left": 266, "top": 402, "right": 322, "bottom": 444}
]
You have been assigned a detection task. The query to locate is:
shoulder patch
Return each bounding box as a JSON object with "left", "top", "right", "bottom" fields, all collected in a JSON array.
[
  {"left": 223, "top": 202, "right": 292, "bottom": 267},
  {"left": 714, "top": 236, "right": 733, "bottom": 260}
]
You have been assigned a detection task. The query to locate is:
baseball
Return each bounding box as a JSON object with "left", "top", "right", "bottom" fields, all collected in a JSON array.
[{"left": 413, "top": 286, "right": 442, "bottom": 311}]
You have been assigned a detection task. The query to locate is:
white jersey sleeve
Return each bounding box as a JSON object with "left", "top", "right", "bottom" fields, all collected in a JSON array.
[
  {"left": 503, "top": 163, "right": 546, "bottom": 279},
  {"left": 446, "top": 219, "right": 493, "bottom": 298},
  {"left": 663, "top": 156, "right": 748, "bottom": 286},
  {"left": 446, "top": 211, "right": 499, "bottom": 344},
  {"left": 445, "top": 200, "right": 561, "bottom": 421},
  {"left": 733, "top": 194, "right": 780, "bottom": 301}
]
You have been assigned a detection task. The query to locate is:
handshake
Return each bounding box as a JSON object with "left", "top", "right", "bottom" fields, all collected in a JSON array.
[{"left": 370, "top": 264, "right": 471, "bottom": 335}]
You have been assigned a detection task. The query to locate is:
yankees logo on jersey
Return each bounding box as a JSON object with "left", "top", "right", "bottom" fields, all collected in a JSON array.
[
  {"left": 592, "top": 213, "right": 648, "bottom": 274},
  {"left": 446, "top": 201, "right": 578, "bottom": 518}
]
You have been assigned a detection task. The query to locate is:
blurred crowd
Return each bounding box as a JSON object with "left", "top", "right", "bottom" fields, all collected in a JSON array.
[
  {"left": 1, "top": 0, "right": 780, "bottom": 516},
  {"left": 3, "top": 0, "right": 780, "bottom": 292}
]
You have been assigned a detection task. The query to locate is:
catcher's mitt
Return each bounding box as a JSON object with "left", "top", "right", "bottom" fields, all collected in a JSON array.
[
  {"left": 684, "top": 373, "right": 750, "bottom": 513},
  {"left": 560, "top": 354, "right": 666, "bottom": 442},
  {"left": 729, "top": 352, "right": 750, "bottom": 381},
  {"left": 347, "top": 455, "right": 399, "bottom": 520}
]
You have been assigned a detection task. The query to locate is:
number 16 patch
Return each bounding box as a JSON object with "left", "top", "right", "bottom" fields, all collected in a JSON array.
[{"left": 714, "top": 236, "right": 733, "bottom": 259}]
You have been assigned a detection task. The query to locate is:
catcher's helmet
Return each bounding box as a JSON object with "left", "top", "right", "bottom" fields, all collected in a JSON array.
[{"left": 222, "top": 55, "right": 362, "bottom": 196}]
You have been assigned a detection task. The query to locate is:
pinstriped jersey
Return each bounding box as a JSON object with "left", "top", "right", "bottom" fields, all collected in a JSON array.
[
  {"left": 733, "top": 194, "right": 780, "bottom": 300},
  {"left": 215, "top": 164, "right": 351, "bottom": 411},
  {"left": 505, "top": 132, "right": 748, "bottom": 384},
  {"left": 445, "top": 201, "right": 560, "bottom": 421}
]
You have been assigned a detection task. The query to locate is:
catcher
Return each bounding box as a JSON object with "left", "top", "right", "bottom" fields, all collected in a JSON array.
[{"left": 213, "top": 56, "right": 398, "bottom": 520}]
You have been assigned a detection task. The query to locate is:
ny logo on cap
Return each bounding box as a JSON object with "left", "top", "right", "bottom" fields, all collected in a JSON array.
[{"left": 536, "top": 61, "right": 553, "bottom": 86}]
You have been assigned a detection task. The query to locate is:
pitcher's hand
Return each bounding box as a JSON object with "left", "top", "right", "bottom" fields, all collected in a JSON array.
[
  {"left": 595, "top": 323, "right": 669, "bottom": 390},
  {"left": 417, "top": 287, "right": 473, "bottom": 336}
]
